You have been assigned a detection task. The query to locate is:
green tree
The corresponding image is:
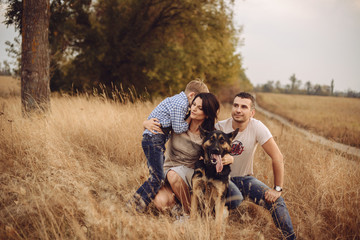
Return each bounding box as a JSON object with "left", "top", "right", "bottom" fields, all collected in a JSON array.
[{"left": 5, "top": 0, "right": 249, "bottom": 97}]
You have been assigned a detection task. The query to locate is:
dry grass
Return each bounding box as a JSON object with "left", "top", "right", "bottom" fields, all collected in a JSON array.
[
  {"left": 256, "top": 93, "right": 360, "bottom": 148},
  {"left": 0, "top": 76, "right": 21, "bottom": 98},
  {"left": 0, "top": 93, "right": 359, "bottom": 239}
]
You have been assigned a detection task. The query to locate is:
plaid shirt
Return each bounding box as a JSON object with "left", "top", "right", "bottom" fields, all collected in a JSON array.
[{"left": 143, "top": 91, "right": 189, "bottom": 136}]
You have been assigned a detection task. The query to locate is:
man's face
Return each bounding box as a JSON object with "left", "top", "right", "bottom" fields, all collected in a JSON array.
[{"left": 231, "top": 97, "right": 255, "bottom": 123}]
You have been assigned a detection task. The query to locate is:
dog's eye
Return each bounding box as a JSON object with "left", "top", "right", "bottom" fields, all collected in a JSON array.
[{"left": 219, "top": 138, "right": 225, "bottom": 144}]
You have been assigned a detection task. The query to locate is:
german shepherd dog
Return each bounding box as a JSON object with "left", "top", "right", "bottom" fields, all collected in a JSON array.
[{"left": 190, "top": 128, "right": 239, "bottom": 234}]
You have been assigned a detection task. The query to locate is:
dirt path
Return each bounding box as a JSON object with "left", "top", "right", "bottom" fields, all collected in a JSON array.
[{"left": 256, "top": 105, "right": 360, "bottom": 158}]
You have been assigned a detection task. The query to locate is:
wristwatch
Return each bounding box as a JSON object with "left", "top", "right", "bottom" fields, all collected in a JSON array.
[{"left": 274, "top": 186, "right": 283, "bottom": 192}]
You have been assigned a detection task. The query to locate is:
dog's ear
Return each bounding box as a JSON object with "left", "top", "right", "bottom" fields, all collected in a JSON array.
[
  {"left": 199, "top": 126, "right": 209, "bottom": 138},
  {"left": 227, "top": 128, "right": 239, "bottom": 142}
]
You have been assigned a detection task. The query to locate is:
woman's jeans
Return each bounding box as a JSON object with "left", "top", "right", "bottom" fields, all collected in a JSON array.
[
  {"left": 226, "top": 176, "right": 296, "bottom": 240},
  {"left": 133, "top": 134, "right": 167, "bottom": 209}
]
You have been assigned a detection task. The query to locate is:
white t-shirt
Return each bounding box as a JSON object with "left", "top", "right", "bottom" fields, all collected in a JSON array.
[{"left": 215, "top": 118, "right": 272, "bottom": 177}]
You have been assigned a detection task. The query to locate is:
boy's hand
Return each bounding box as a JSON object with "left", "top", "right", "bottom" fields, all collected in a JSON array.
[
  {"left": 143, "top": 118, "right": 163, "bottom": 134},
  {"left": 222, "top": 154, "right": 234, "bottom": 165}
]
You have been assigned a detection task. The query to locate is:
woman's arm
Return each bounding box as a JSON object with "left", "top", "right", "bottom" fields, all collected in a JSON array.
[{"left": 143, "top": 118, "right": 163, "bottom": 134}]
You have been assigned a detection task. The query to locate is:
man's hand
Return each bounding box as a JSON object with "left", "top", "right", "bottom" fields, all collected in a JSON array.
[
  {"left": 222, "top": 154, "right": 234, "bottom": 165},
  {"left": 143, "top": 118, "right": 163, "bottom": 134},
  {"left": 265, "top": 189, "right": 282, "bottom": 203}
]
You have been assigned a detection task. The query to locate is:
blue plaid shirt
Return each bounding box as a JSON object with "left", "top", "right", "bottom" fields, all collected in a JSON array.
[{"left": 143, "top": 91, "right": 190, "bottom": 136}]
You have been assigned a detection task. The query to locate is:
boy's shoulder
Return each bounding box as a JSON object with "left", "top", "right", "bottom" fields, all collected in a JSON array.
[
  {"left": 168, "top": 91, "right": 186, "bottom": 100},
  {"left": 164, "top": 91, "right": 188, "bottom": 106},
  {"left": 152, "top": 91, "right": 188, "bottom": 114}
]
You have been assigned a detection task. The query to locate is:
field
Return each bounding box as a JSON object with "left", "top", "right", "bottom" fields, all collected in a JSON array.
[
  {"left": 256, "top": 93, "right": 360, "bottom": 148},
  {"left": 0, "top": 76, "right": 21, "bottom": 98},
  {"left": 1, "top": 85, "right": 359, "bottom": 239}
]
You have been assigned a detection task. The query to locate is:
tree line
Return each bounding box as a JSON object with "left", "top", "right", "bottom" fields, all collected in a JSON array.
[
  {"left": 3, "top": 0, "right": 252, "bottom": 105},
  {"left": 254, "top": 74, "right": 360, "bottom": 98},
  {"left": 0, "top": 60, "right": 12, "bottom": 76}
]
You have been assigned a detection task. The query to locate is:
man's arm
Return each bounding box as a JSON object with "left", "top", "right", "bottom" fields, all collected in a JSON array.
[{"left": 262, "top": 137, "right": 284, "bottom": 203}]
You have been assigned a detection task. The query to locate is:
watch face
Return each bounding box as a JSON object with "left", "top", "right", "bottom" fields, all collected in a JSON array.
[{"left": 275, "top": 186, "right": 282, "bottom": 192}]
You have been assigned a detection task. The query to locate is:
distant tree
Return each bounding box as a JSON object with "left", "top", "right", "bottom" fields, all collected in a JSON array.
[
  {"left": 313, "top": 84, "right": 320, "bottom": 95},
  {"left": 285, "top": 84, "right": 291, "bottom": 93},
  {"left": 346, "top": 90, "right": 360, "bottom": 98},
  {"left": 21, "top": 0, "right": 51, "bottom": 114},
  {"left": 289, "top": 73, "right": 302, "bottom": 94},
  {"left": 263, "top": 80, "right": 274, "bottom": 92},
  {"left": 0, "top": 60, "right": 11, "bottom": 76},
  {"left": 275, "top": 80, "right": 282, "bottom": 92},
  {"left": 330, "top": 79, "right": 334, "bottom": 95},
  {"left": 305, "top": 81, "right": 312, "bottom": 95},
  {"left": 5, "top": 37, "right": 21, "bottom": 76}
]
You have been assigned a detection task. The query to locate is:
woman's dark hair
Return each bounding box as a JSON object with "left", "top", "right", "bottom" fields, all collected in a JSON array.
[{"left": 191, "top": 92, "right": 220, "bottom": 133}]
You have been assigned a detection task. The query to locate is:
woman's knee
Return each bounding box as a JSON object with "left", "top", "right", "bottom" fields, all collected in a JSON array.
[
  {"left": 167, "top": 170, "right": 183, "bottom": 187},
  {"left": 153, "top": 187, "right": 175, "bottom": 211}
]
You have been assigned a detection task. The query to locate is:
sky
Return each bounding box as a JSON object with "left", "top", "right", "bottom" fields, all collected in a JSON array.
[
  {"left": 0, "top": 4, "right": 18, "bottom": 61},
  {"left": 233, "top": 0, "right": 360, "bottom": 92},
  {"left": 1, "top": 1, "right": 360, "bottom": 92}
]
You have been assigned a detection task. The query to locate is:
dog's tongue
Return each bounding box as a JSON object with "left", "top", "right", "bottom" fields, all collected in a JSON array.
[{"left": 213, "top": 154, "right": 223, "bottom": 173}]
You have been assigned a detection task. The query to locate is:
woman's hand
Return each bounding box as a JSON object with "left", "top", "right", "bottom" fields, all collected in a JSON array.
[
  {"left": 143, "top": 118, "right": 163, "bottom": 134},
  {"left": 222, "top": 154, "right": 234, "bottom": 165}
]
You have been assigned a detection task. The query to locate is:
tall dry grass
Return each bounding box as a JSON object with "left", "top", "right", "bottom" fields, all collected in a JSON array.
[
  {"left": 0, "top": 76, "right": 21, "bottom": 98},
  {"left": 256, "top": 93, "right": 360, "bottom": 148},
  {"left": 0, "top": 94, "right": 359, "bottom": 239}
]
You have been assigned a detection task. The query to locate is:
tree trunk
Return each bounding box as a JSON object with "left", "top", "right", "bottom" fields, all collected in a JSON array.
[{"left": 21, "top": 0, "right": 50, "bottom": 114}]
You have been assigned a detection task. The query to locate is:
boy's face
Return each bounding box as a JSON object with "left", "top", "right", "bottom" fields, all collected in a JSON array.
[{"left": 187, "top": 92, "right": 195, "bottom": 104}]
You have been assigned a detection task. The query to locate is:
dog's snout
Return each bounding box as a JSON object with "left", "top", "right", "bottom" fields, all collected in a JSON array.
[{"left": 211, "top": 147, "right": 220, "bottom": 155}]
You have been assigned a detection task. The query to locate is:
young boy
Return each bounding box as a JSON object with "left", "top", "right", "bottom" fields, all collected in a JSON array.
[{"left": 131, "top": 79, "right": 209, "bottom": 212}]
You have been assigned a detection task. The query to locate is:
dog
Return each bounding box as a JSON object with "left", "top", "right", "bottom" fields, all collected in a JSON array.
[{"left": 190, "top": 128, "right": 239, "bottom": 234}]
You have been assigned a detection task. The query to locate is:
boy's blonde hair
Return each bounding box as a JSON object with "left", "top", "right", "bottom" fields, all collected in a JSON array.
[{"left": 184, "top": 78, "right": 209, "bottom": 95}]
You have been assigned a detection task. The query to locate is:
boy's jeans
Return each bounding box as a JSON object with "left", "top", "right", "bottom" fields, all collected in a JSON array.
[
  {"left": 133, "top": 134, "right": 167, "bottom": 209},
  {"left": 226, "top": 176, "right": 296, "bottom": 240}
]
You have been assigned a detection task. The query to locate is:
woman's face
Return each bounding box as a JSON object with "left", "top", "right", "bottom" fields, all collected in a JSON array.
[{"left": 190, "top": 97, "right": 206, "bottom": 121}]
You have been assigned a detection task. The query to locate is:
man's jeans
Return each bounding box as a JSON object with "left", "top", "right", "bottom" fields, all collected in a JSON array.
[
  {"left": 134, "top": 134, "right": 167, "bottom": 208},
  {"left": 226, "top": 176, "right": 296, "bottom": 240}
]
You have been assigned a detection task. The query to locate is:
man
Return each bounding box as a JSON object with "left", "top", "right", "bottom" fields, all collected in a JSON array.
[{"left": 215, "top": 92, "right": 296, "bottom": 239}]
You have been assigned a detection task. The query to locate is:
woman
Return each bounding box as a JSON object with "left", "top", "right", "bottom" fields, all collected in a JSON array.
[{"left": 144, "top": 93, "right": 234, "bottom": 213}]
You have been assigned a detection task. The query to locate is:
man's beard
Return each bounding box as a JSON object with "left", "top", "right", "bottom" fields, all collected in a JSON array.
[{"left": 232, "top": 114, "right": 245, "bottom": 123}]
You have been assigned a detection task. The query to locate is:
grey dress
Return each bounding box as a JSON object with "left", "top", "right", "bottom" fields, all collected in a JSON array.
[{"left": 163, "top": 131, "right": 203, "bottom": 186}]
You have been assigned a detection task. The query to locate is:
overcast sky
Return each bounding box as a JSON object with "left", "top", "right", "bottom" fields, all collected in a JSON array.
[
  {"left": 233, "top": 0, "right": 360, "bottom": 92},
  {"left": 1, "top": 1, "right": 360, "bottom": 92},
  {"left": 0, "top": 4, "right": 18, "bottom": 67}
]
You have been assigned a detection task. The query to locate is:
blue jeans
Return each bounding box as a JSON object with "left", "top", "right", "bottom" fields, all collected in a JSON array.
[
  {"left": 134, "top": 134, "right": 167, "bottom": 208},
  {"left": 226, "top": 176, "right": 296, "bottom": 240}
]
